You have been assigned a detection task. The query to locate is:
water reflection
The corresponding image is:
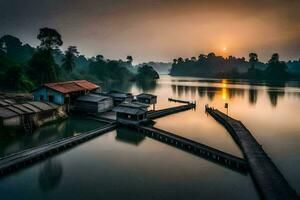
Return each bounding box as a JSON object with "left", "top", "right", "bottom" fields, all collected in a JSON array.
[
  {"left": 267, "top": 89, "right": 285, "bottom": 107},
  {"left": 38, "top": 158, "right": 63, "bottom": 192},
  {"left": 0, "top": 117, "right": 105, "bottom": 157},
  {"left": 248, "top": 87, "right": 258, "bottom": 105},
  {"left": 115, "top": 128, "right": 145, "bottom": 145},
  {"left": 136, "top": 80, "right": 157, "bottom": 93},
  {"left": 169, "top": 84, "right": 296, "bottom": 107}
]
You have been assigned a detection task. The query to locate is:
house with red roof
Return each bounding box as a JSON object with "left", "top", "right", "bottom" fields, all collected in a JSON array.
[{"left": 31, "top": 80, "right": 100, "bottom": 109}]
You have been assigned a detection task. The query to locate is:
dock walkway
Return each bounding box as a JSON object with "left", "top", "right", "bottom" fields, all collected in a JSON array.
[
  {"left": 0, "top": 123, "right": 116, "bottom": 177},
  {"left": 136, "top": 125, "right": 248, "bottom": 173},
  {"left": 206, "top": 107, "right": 299, "bottom": 200},
  {"left": 148, "top": 103, "right": 195, "bottom": 119}
]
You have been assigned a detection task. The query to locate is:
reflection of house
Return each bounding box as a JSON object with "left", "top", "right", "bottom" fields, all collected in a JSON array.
[
  {"left": 32, "top": 80, "right": 99, "bottom": 111},
  {"left": 116, "top": 128, "right": 145, "bottom": 145},
  {"left": 74, "top": 94, "right": 113, "bottom": 113},
  {"left": 104, "top": 91, "right": 133, "bottom": 106},
  {"left": 0, "top": 101, "right": 65, "bottom": 133},
  {"left": 113, "top": 102, "right": 148, "bottom": 125},
  {"left": 136, "top": 93, "right": 157, "bottom": 110}
]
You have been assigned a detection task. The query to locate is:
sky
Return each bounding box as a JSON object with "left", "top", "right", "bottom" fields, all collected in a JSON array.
[{"left": 0, "top": 0, "right": 300, "bottom": 63}]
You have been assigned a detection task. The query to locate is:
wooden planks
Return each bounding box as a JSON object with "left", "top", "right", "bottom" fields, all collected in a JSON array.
[{"left": 206, "top": 107, "right": 299, "bottom": 200}]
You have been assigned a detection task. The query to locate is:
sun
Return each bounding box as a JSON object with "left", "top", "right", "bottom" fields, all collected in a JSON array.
[{"left": 222, "top": 47, "right": 227, "bottom": 51}]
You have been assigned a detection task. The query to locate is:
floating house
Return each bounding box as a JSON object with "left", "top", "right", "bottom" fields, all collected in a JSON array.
[
  {"left": 104, "top": 91, "right": 133, "bottom": 106},
  {"left": 74, "top": 93, "right": 113, "bottom": 113},
  {"left": 32, "top": 80, "right": 100, "bottom": 111},
  {"left": 113, "top": 102, "right": 148, "bottom": 125},
  {"left": 136, "top": 93, "right": 157, "bottom": 110},
  {"left": 0, "top": 101, "right": 65, "bottom": 133}
]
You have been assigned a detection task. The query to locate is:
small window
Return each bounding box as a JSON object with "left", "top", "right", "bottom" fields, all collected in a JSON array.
[{"left": 40, "top": 95, "right": 44, "bottom": 101}]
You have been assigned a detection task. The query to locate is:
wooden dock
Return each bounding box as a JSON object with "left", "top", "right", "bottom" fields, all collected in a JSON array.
[
  {"left": 206, "top": 107, "right": 299, "bottom": 200},
  {"left": 0, "top": 123, "right": 116, "bottom": 177},
  {"left": 148, "top": 103, "right": 196, "bottom": 119},
  {"left": 136, "top": 125, "right": 248, "bottom": 173},
  {"left": 168, "top": 98, "right": 193, "bottom": 104}
]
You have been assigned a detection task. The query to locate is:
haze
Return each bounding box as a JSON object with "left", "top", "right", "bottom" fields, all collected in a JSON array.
[{"left": 1, "top": 0, "right": 299, "bottom": 63}]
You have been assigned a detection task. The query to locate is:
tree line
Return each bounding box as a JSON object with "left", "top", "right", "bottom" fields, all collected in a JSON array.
[
  {"left": 170, "top": 52, "right": 300, "bottom": 80},
  {"left": 0, "top": 28, "right": 159, "bottom": 91}
]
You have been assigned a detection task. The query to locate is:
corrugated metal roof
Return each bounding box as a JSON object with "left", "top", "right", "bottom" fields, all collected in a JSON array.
[
  {"left": 28, "top": 101, "right": 57, "bottom": 111},
  {"left": 108, "top": 91, "right": 133, "bottom": 99},
  {"left": 137, "top": 93, "right": 157, "bottom": 98},
  {"left": 113, "top": 102, "right": 147, "bottom": 115},
  {"left": 0, "top": 101, "right": 58, "bottom": 119},
  {"left": 76, "top": 94, "right": 111, "bottom": 103},
  {"left": 33, "top": 80, "right": 99, "bottom": 94},
  {"left": 113, "top": 107, "right": 146, "bottom": 115},
  {"left": 22, "top": 103, "right": 41, "bottom": 112},
  {"left": 74, "top": 80, "right": 99, "bottom": 90},
  {"left": 0, "top": 100, "right": 9, "bottom": 107},
  {"left": 6, "top": 106, "right": 24, "bottom": 114},
  {"left": 12, "top": 104, "right": 34, "bottom": 113},
  {"left": 0, "top": 107, "right": 18, "bottom": 118},
  {"left": 0, "top": 98, "right": 16, "bottom": 107}
]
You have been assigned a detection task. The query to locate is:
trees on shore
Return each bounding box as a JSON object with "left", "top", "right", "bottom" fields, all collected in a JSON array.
[{"left": 170, "top": 52, "right": 292, "bottom": 80}]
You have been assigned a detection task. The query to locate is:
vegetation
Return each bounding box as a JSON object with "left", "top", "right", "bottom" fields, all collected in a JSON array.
[
  {"left": 0, "top": 28, "right": 160, "bottom": 91},
  {"left": 170, "top": 52, "right": 297, "bottom": 80},
  {"left": 135, "top": 65, "right": 159, "bottom": 81}
]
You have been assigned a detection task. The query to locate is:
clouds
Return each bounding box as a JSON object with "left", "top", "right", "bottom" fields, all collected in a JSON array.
[{"left": 0, "top": 0, "right": 299, "bottom": 62}]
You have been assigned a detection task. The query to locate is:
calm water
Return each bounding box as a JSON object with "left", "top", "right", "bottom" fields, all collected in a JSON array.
[{"left": 1, "top": 75, "right": 300, "bottom": 200}]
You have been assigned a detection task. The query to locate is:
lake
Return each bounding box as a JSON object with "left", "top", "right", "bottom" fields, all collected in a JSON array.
[{"left": 0, "top": 75, "right": 300, "bottom": 200}]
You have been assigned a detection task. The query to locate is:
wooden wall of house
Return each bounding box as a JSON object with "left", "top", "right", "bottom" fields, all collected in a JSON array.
[{"left": 33, "top": 88, "right": 65, "bottom": 105}]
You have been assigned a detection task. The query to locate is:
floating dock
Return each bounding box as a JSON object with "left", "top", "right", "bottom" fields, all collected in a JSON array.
[
  {"left": 206, "top": 107, "right": 299, "bottom": 200},
  {"left": 0, "top": 123, "right": 116, "bottom": 177},
  {"left": 136, "top": 125, "right": 248, "bottom": 173}
]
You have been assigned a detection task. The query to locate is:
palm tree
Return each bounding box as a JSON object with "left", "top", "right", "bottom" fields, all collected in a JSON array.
[{"left": 62, "top": 46, "right": 79, "bottom": 72}]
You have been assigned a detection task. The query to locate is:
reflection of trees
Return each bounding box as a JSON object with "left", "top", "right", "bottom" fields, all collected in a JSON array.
[
  {"left": 38, "top": 159, "right": 63, "bottom": 191},
  {"left": 248, "top": 87, "right": 258, "bottom": 105},
  {"left": 177, "top": 85, "right": 184, "bottom": 97},
  {"left": 115, "top": 128, "right": 145, "bottom": 145},
  {"left": 136, "top": 80, "right": 157, "bottom": 93},
  {"left": 267, "top": 89, "right": 285, "bottom": 107},
  {"left": 206, "top": 87, "right": 220, "bottom": 101},
  {"left": 102, "top": 80, "right": 133, "bottom": 92},
  {"left": 171, "top": 85, "right": 177, "bottom": 95},
  {"left": 190, "top": 86, "right": 196, "bottom": 98},
  {"left": 197, "top": 87, "right": 206, "bottom": 97},
  {"left": 228, "top": 88, "right": 245, "bottom": 99}
]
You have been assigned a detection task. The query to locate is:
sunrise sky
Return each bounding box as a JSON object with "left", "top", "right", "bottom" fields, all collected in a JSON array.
[{"left": 1, "top": 0, "right": 299, "bottom": 63}]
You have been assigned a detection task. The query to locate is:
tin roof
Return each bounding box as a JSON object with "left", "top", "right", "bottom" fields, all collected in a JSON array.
[
  {"left": 0, "top": 98, "right": 16, "bottom": 107},
  {"left": 33, "top": 80, "right": 99, "bottom": 94},
  {"left": 107, "top": 91, "right": 133, "bottom": 99},
  {"left": 113, "top": 102, "right": 147, "bottom": 115},
  {"left": 0, "top": 101, "right": 58, "bottom": 119},
  {"left": 136, "top": 93, "right": 157, "bottom": 99},
  {"left": 76, "top": 94, "right": 111, "bottom": 103}
]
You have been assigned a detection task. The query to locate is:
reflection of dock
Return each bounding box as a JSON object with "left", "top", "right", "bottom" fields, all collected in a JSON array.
[
  {"left": 136, "top": 125, "right": 247, "bottom": 173},
  {"left": 0, "top": 123, "right": 116, "bottom": 177},
  {"left": 206, "top": 107, "right": 299, "bottom": 200}
]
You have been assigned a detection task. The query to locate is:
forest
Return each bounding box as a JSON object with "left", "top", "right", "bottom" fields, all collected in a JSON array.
[
  {"left": 0, "top": 28, "right": 159, "bottom": 91},
  {"left": 170, "top": 52, "right": 300, "bottom": 80}
]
